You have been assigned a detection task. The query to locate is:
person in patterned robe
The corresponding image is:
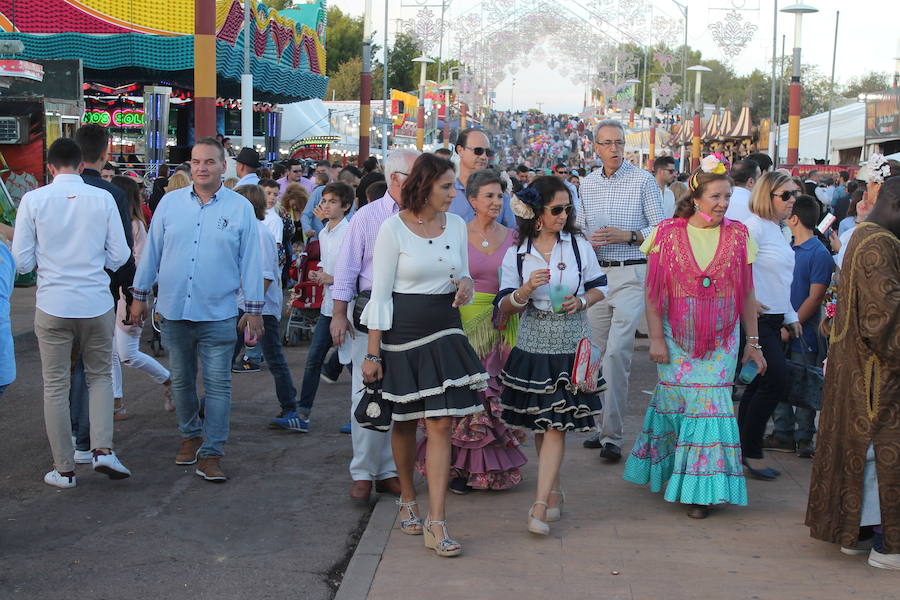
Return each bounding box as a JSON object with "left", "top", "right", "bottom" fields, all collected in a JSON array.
[{"left": 806, "top": 176, "right": 900, "bottom": 568}]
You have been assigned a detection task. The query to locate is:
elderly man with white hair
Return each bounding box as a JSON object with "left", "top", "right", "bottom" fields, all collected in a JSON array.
[
  {"left": 577, "top": 120, "right": 664, "bottom": 462},
  {"left": 329, "top": 148, "right": 421, "bottom": 503}
]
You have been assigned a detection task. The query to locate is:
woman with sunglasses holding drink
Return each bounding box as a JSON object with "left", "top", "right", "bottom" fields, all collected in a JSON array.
[
  {"left": 496, "top": 176, "right": 607, "bottom": 536},
  {"left": 738, "top": 172, "right": 803, "bottom": 481}
]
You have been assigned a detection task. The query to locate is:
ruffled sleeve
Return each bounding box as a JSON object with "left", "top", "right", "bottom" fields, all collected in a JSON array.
[
  {"left": 640, "top": 226, "right": 659, "bottom": 255},
  {"left": 360, "top": 217, "right": 399, "bottom": 331}
]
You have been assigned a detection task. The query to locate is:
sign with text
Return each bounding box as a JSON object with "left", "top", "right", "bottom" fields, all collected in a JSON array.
[
  {"left": 82, "top": 108, "right": 145, "bottom": 128},
  {"left": 865, "top": 89, "right": 900, "bottom": 142}
]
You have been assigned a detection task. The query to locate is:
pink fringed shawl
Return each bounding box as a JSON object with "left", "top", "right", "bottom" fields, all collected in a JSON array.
[{"left": 646, "top": 218, "right": 753, "bottom": 358}]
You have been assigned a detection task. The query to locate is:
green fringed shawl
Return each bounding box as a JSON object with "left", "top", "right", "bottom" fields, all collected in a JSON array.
[{"left": 458, "top": 292, "right": 519, "bottom": 359}]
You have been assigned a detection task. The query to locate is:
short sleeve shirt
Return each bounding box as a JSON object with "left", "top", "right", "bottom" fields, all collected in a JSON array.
[{"left": 790, "top": 236, "right": 834, "bottom": 352}]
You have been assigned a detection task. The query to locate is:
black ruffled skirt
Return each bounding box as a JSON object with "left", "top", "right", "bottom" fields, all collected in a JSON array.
[
  {"left": 500, "top": 306, "right": 603, "bottom": 432},
  {"left": 382, "top": 293, "right": 487, "bottom": 421}
]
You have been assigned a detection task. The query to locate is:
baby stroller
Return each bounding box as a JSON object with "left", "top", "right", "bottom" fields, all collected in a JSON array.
[{"left": 283, "top": 240, "right": 324, "bottom": 346}]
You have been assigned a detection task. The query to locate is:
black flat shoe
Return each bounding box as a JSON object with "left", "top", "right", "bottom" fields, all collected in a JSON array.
[
  {"left": 599, "top": 443, "right": 622, "bottom": 462},
  {"left": 687, "top": 504, "right": 710, "bottom": 519},
  {"left": 449, "top": 477, "right": 472, "bottom": 495},
  {"left": 583, "top": 434, "right": 603, "bottom": 449}
]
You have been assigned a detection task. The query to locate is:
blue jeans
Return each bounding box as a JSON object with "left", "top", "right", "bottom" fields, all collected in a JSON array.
[
  {"left": 260, "top": 314, "right": 297, "bottom": 412},
  {"left": 161, "top": 317, "right": 237, "bottom": 458},
  {"left": 773, "top": 403, "right": 816, "bottom": 441},
  {"left": 298, "top": 314, "right": 345, "bottom": 416},
  {"left": 0, "top": 384, "right": 7, "bottom": 398},
  {"left": 69, "top": 358, "right": 91, "bottom": 452}
]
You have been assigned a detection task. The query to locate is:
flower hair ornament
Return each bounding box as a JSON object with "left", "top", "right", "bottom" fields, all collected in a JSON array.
[
  {"left": 866, "top": 153, "right": 891, "bottom": 185},
  {"left": 511, "top": 186, "right": 544, "bottom": 220},
  {"left": 690, "top": 153, "right": 731, "bottom": 191}
]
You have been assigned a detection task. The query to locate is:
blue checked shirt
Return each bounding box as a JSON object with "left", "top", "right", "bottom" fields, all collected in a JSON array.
[
  {"left": 576, "top": 161, "right": 664, "bottom": 262},
  {"left": 132, "top": 185, "right": 263, "bottom": 321}
]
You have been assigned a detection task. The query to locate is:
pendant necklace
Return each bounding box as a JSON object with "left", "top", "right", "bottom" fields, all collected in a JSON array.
[{"left": 474, "top": 223, "right": 494, "bottom": 248}]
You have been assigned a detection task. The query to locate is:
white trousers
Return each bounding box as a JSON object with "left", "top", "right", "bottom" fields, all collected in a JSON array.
[
  {"left": 111, "top": 326, "right": 171, "bottom": 398},
  {"left": 349, "top": 328, "right": 397, "bottom": 481},
  {"left": 588, "top": 263, "right": 647, "bottom": 447}
]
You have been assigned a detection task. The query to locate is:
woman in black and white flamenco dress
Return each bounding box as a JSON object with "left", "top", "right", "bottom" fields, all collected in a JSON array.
[{"left": 361, "top": 153, "right": 487, "bottom": 558}]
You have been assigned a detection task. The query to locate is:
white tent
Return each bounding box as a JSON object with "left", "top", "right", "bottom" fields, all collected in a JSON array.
[
  {"left": 775, "top": 102, "right": 865, "bottom": 164},
  {"left": 279, "top": 99, "right": 330, "bottom": 145}
]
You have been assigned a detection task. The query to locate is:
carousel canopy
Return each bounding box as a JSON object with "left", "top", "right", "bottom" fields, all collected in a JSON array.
[
  {"left": 0, "top": 0, "right": 328, "bottom": 104},
  {"left": 726, "top": 103, "right": 754, "bottom": 139}
]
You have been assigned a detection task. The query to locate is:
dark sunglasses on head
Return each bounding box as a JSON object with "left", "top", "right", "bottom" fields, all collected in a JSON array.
[
  {"left": 466, "top": 146, "right": 495, "bottom": 158},
  {"left": 771, "top": 190, "right": 798, "bottom": 202},
  {"left": 546, "top": 205, "right": 573, "bottom": 216}
]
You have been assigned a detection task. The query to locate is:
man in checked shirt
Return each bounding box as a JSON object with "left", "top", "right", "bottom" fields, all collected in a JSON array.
[{"left": 577, "top": 120, "right": 664, "bottom": 462}]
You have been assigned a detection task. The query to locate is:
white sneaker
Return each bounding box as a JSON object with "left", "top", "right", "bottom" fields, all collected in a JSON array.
[
  {"left": 868, "top": 548, "right": 900, "bottom": 570},
  {"left": 44, "top": 470, "right": 76, "bottom": 489},
  {"left": 74, "top": 449, "right": 93, "bottom": 464},
  {"left": 92, "top": 451, "right": 132, "bottom": 480}
]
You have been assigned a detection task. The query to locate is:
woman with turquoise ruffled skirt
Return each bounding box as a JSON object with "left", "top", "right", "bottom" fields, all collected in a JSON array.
[{"left": 623, "top": 157, "right": 767, "bottom": 519}]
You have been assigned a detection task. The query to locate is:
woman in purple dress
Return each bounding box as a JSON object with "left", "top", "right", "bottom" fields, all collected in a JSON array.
[{"left": 416, "top": 169, "right": 528, "bottom": 493}]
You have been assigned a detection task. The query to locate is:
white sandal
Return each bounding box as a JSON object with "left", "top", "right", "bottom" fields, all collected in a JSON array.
[{"left": 528, "top": 501, "right": 550, "bottom": 536}]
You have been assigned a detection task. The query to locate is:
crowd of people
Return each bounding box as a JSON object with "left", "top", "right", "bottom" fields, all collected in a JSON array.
[{"left": 0, "top": 117, "right": 897, "bottom": 569}]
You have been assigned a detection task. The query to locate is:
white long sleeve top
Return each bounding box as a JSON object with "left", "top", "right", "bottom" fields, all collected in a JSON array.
[
  {"left": 744, "top": 214, "right": 799, "bottom": 324},
  {"left": 361, "top": 212, "right": 471, "bottom": 331},
  {"left": 498, "top": 232, "right": 608, "bottom": 312}
]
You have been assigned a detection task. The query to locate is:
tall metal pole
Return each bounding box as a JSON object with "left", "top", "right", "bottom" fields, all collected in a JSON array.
[
  {"left": 768, "top": 0, "right": 778, "bottom": 158},
  {"left": 679, "top": 4, "right": 688, "bottom": 171},
  {"left": 783, "top": 4, "right": 817, "bottom": 165},
  {"left": 824, "top": 11, "right": 839, "bottom": 163},
  {"left": 775, "top": 35, "right": 786, "bottom": 166},
  {"left": 194, "top": 0, "right": 217, "bottom": 139},
  {"left": 382, "top": 0, "right": 389, "bottom": 159},
  {"left": 241, "top": 0, "right": 253, "bottom": 150},
  {"left": 359, "top": 0, "right": 373, "bottom": 166}
]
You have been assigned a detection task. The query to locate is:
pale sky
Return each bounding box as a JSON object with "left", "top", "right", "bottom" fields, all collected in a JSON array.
[{"left": 326, "top": 0, "right": 898, "bottom": 114}]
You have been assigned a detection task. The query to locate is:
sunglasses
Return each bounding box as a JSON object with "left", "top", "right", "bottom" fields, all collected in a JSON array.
[
  {"left": 546, "top": 205, "right": 573, "bottom": 216},
  {"left": 466, "top": 146, "right": 495, "bottom": 158},
  {"left": 771, "top": 190, "right": 798, "bottom": 202},
  {"left": 556, "top": 169, "right": 569, "bottom": 175}
]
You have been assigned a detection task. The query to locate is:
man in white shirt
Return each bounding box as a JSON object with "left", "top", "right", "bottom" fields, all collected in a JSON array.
[
  {"left": 12, "top": 138, "right": 132, "bottom": 488},
  {"left": 725, "top": 159, "right": 761, "bottom": 223},
  {"left": 234, "top": 147, "right": 261, "bottom": 187},
  {"left": 652, "top": 156, "right": 677, "bottom": 218}
]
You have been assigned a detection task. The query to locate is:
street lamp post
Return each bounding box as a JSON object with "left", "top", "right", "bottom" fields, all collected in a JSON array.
[
  {"left": 687, "top": 65, "right": 712, "bottom": 171},
  {"left": 412, "top": 55, "right": 434, "bottom": 151},
  {"left": 781, "top": 3, "right": 819, "bottom": 165},
  {"left": 649, "top": 85, "right": 657, "bottom": 163},
  {"left": 439, "top": 83, "right": 453, "bottom": 149},
  {"left": 359, "top": 0, "right": 374, "bottom": 166}
]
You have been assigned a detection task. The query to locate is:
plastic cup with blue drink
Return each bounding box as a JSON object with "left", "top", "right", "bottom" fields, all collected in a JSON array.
[
  {"left": 549, "top": 284, "right": 569, "bottom": 313},
  {"left": 738, "top": 360, "right": 759, "bottom": 384}
]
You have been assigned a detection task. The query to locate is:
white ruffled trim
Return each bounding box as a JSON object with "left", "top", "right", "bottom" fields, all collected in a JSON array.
[
  {"left": 382, "top": 373, "right": 489, "bottom": 403},
  {"left": 360, "top": 297, "right": 393, "bottom": 331},
  {"left": 391, "top": 403, "right": 485, "bottom": 422},
  {"left": 500, "top": 371, "right": 573, "bottom": 394},
  {"left": 380, "top": 328, "right": 466, "bottom": 352}
]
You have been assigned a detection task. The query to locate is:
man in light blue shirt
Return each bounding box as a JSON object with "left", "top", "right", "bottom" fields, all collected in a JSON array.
[
  {"left": 449, "top": 128, "right": 516, "bottom": 227},
  {"left": 131, "top": 138, "right": 263, "bottom": 483}
]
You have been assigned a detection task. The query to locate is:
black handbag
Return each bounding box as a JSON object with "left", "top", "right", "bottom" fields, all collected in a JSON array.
[
  {"left": 352, "top": 289, "right": 371, "bottom": 333},
  {"left": 786, "top": 348, "right": 824, "bottom": 411},
  {"left": 353, "top": 380, "right": 391, "bottom": 432}
]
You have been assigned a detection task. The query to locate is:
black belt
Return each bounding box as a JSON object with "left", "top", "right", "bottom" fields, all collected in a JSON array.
[{"left": 598, "top": 259, "right": 647, "bottom": 268}]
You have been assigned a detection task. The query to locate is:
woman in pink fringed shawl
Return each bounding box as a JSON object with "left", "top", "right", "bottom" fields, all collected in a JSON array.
[{"left": 623, "top": 157, "right": 767, "bottom": 520}]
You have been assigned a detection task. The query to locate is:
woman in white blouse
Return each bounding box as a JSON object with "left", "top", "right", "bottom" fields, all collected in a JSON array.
[
  {"left": 497, "top": 177, "right": 607, "bottom": 536},
  {"left": 740, "top": 172, "right": 803, "bottom": 480},
  {"left": 361, "top": 153, "right": 487, "bottom": 557}
]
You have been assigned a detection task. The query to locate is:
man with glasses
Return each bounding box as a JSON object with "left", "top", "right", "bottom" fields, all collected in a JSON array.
[
  {"left": 554, "top": 162, "right": 580, "bottom": 209},
  {"left": 577, "top": 120, "right": 664, "bottom": 462},
  {"left": 652, "top": 156, "right": 678, "bottom": 218},
  {"left": 278, "top": 159, "right": 314, "bottom": 196},
  {"left": 450, "top": 128, "right": 516, "bottom": 227}
]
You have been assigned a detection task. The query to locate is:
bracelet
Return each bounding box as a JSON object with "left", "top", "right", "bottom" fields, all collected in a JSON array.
[
  {"left": 578, "top": 296, "right": 588, "bottom": 310},
  {"left": 364, "top": 354, "right": 383, "bottom": 364},
  {"left": 509, "top": 290, "right": 527, "bottom": 308},
  {"left": 746, "top": 343, "right": 762, "bottom": 350},
  {"left": 746, "top": 336, "right": 759, "bottom": 341}
]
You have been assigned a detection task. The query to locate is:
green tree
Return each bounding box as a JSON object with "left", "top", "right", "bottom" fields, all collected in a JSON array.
[
  {"left": 325, "top": 7, "right": 364, "bottom": 75},
  {"left": 325, "top": 56, "right": 384, "bottom": 101},
  {"left": 387, "top": 32, "right": 418, "bottom": 93},
  {"left": 843, "top": 72, "right": 891, "bottom": 99},
  {"left": 260, "top": 0, "right": 293, "bottom": 10}
]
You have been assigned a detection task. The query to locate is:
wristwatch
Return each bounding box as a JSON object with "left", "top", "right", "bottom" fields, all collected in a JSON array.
[{"left": 629, "top": 231, "right": 638, "bottom": 245}]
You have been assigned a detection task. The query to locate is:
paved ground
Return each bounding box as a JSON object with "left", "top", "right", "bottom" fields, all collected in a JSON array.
[
  {"left": 367, "top": 352, "right": 898, "bottom": 600},
  {"left": 0, "top": 287, "right": 374, "bottom": 600}
]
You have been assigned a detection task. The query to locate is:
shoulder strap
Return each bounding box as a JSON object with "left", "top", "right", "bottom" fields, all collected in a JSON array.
[
  {"left": 571, "top": 235, "right": 583, "bottom": 290},
  {"left": 517, "top": 238, "right": 531, "bottom": 284}
]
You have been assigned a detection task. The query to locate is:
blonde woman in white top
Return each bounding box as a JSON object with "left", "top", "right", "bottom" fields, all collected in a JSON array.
[
  {"left": 739, "top": 172, "right": 803, "bottom": 480},
  {"left": 361, "top": 154, "right": 487, "bottom": 557}
]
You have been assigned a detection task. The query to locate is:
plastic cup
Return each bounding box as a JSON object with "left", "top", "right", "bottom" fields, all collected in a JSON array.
[
  {"left": 549, "top": 284, "right": 568, "bottom": 313},
  {"left": 738, "top": 360, "right": 759, "bottom": 384}
]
